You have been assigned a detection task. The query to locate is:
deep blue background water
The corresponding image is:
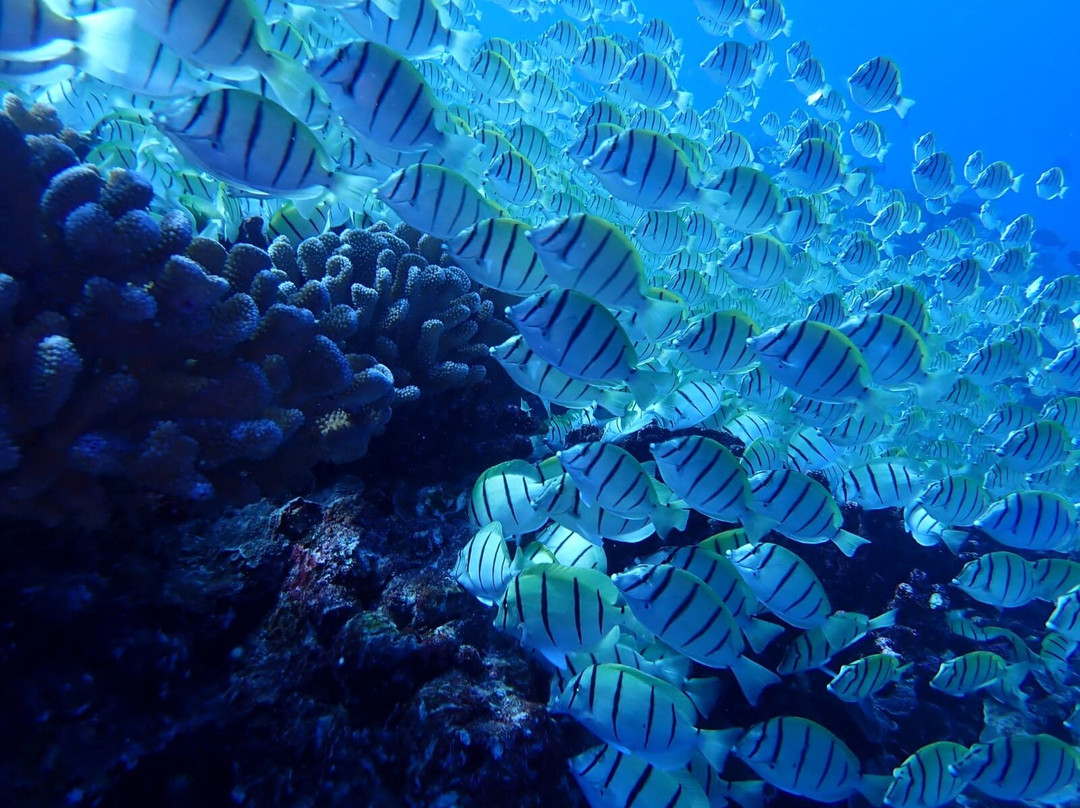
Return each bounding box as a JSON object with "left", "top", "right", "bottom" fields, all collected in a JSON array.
[{"left": 488, "top": 0, "right": 1080, "bottom": 265}]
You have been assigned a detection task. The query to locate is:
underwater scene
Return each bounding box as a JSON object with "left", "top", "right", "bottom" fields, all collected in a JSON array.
[{"left": 2, "top": 0, "right": 1080, "bottom": 806}]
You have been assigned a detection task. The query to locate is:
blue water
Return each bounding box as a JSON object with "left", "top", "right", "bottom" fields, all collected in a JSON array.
[{"left": 491, "top": 0, "right": 1080, "bottom": 266}]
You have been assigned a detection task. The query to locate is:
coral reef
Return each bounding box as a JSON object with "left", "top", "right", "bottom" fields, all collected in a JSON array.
[
  {"left": 0, "top": 96, "right": 513, "bottom": 527},
  {"left": 0, "top": 480, "right": 584, "bottom": 808}
]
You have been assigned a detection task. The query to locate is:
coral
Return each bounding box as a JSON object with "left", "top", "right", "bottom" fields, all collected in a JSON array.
[{"left": 0, "top": 95, "right": 509, "bottom": 527}]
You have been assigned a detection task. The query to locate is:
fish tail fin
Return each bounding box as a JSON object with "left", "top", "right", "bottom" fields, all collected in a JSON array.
[
  {"left": 649, "top": 501, "right": 688, "bottom": 540},
  {"left": 939, "top": 528, "right": 967, "bottom": 555},
  {"left": 74, "top": 7, "right": 135, "bottom": 79},
  {"left": 868, "top": 608, "right": 898, "bottom": 631},
  {"left": 1060, "top": 184, "right": 1068, "bottom": 198},
  {"left": 683, "top": 674, "right": 721, "bottom": 715},
  {"left": 265, "top": 51, "right": 326, "bottom": 118},
  {"left": 1010, "top": 173, "right": 1024, "bottom": 193},
  {"left": 742, "top": 617, "right": 786, "bottom": 655},
  {"left": 447, "top": 29, "right": 485, "bottom": 71},
  {"left": 698, "top": 186, "right": 733, "bottom": 219},
  {"left": 369, "top": 0, "right": 403, "bottom": 20},
  {"left": 782, "top": 19, "right": 794, "bottom": 36},
  {"left": 698, "top": 727, "right": 743, "bottom": 772},
  {"left": 724, "top": 780, "right": 767, "bottom": 808},
  {"left": 729, "top": 655, "right": 781, "bottom": 706},
  {"left": 437, "top": 128, "right": 482, "bottom": 174},
  {"left": 740, "top": 512, "right": 774, "bottom": 544},
  {"left": 625, "top": 367, "right": 672, "bottom": 409},
  {"left": 330, "top": 173, "right": 378, "bottom": 212},
  {"left": 832, "top": 528, "right": 870, "bottom": 557},
  {"left": 856, "top": 774, "right": 893, "bottom": 807},
  {"left": 893, "top": 96, "right": 915, "bottom": 119},
  {"left": 675, "top": 90, "right": 694, "bottom": 113},
  {"left": 876, "top": 144, "right": 889, "bottom": 162},
  {"left": 748, "top": 5, "right": 766, "bottom": 21},
  {"left": 842, "top": 172, "right": 867, "bottom": 196}
]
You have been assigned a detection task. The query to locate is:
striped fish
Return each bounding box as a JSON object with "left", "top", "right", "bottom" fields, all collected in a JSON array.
[
  {"left": 914, "top": 475, "right": 990, "bottom": 527},
  {"left": 847, "top": 56, "right": 914, "bottom": 117},
  {"left": 850, "top": 119, "right": 889, "bottom": 161},
  {"left": 728, "top": 542, "right": 831, "bottom": 629},
  {"left": 633, "top": 210, "right": 688, "bottom": 255},
  {"left": 929, "top": 651, "right": 1026, "bottom": 700},
  {"left": 468, "top": 459, "right": 551, "bottom": 535},
  {"left": 972, "top": 160, "right": 1022, "bottom": 199},
  {"left": 747, "top": 468, "right": 870, "bottom": 556},
  {"left": 1040, "top": 632, "right": 1076, "bottom": 685},
  {"left": 489, "top": 336, "right": 633, "bottom": 414},
  {"left": 453, "top": 521, "right": 514, "bottom": 606},
  {"left": 836, "top": 459, "right": 924, "bottom": 510},
  {"left": 309, "top": 40, "right": 477, "bottom": 167},
  {"left": 535, "top": 523, "right": 607, "bottom": 572},
  {"left": 557, "top": 442, "right": 688, "bottom": 539},
  {"left": 777, "top": 609, "right": 897, "bottom": 674},
  {"left": 781, "top": 137, "right": 853, "bottom": 194},
  {"left": 884, "top": 742, "right": 969, "bottom": 808},
  {"left": 1032, "top": 558, "right": 1080, "bottom": 602},
  {"left": 573, "top": 35, "right": 628, "bottom": 84},
  {"left": 338, "top": 0, "right": 481, "bottom": 68},
  {"left": 495, "top": 564, "right": 639, "bottom": 667},
  {"left": 1047, "top": 590, "right": 1080, "bottom": 642},
  {"left": 1036, "top": 167, "right": 1067, "bottom": 200},
  {"left": 611, "top": 52, "right": 689, "bottom": 110},
  {"left": 584, "top": 128, "right": 727, "bottom": 212},
  {"left": 912, "top": 151, "right": 958, "bottom": 200},
  {"left": 721, "top": 234, "right": 791, "bottom": 289},
  {"left": 376, "top": 163, "right": 503, "bottom": 239},
  {"left": 537, "top": 472, "right": 658, "bottom": 546},
  {"left": 159, "top": 89, "right": 366, "bottom": 202},
  {"left": 974, "top": 491, "right": 1078, "bottom": 552},
  {"left": 735, "top": 717, "right": 891, "bottom": 804},
  {"left": 706, "top": 166, "right": 784, "bottom": 233},
  {"left": 828, "top": 653, "right": 910, "bottom": 702},
  {"left": 552, "top": 663, "right": 735, "bottom": 770},
  {"left": 950, "top": 735, "right": 1080, "bottom": 803},
  {"left": 611, "top": 563, "right": 781, "bottom": 704},
  {"left": 571, "top": 744, "right": 714, "bottom": 808},
  {"left": 710, "top": 130, "right": 757, "bottom": 169},
  {"left": 486, "top": 149, "right": 541, "bottom": 206},
  {"left": 638, "top": 544, "right": 784, "bottom": 653},
  {"left": 447, "top": 218, "right": 552, "bottom": 296},
  {"left": 862, "top": 284, "right": 931, "bottom": 335},
  {"left": 700, "top": 40, "right": 760, "bottom": 88},
  {"left": 838, "top": 313, "right": 930, "bottom": 389},
  {"left": 650, "top": 436, "right": 753, "bottom": 523},
  {"left": 675, "top": 310, "right": 759, "bottom": 374},
  {"left": 747, "top": 319, "right": 877, "bottom": 405},
  {"left": 951, "top": 551, "right": 1039, "bottom": 608},
  {"left": 995, "top": 420, "right": 1072, "bottom": 473}
]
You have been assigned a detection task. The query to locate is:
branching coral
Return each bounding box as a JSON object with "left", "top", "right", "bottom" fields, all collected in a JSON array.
[{"left": 0, "top": 95, "right": 511, "bottom": 527}]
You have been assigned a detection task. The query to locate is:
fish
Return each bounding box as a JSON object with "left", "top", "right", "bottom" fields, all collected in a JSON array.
[
  {"left": 847, "top": 56, "right": 914, "bottom": 117},
  {"left": 728, "top": 542, "right": 832, "bottom": 628},
  {"left": 971, "top": 160, "right": 1023, "bottom": 199},
  {"left": 583, "top": 127, "right": 729, "bottom": 213},
  {"left": 949, "top": 734, "right": 1080, "bottom": 804},
  {"left": 929, "top": 650, "right": 1028, "bottom": 705},
  {"left": 446, "top": 217, "right": 553, "bottom": 296},
  {"left": 375, "top": 162, "right": 503, "bottom": 239},
  {"left": 974, "top": 490, "right": 1077, "bottom": 552},
  {"left": 506, "top": 289, "right": 669, "bottom": 407},
  {"left": 570, "top": 744, "right": 715, "bottom": 808},
  {"left": 745, "top": 469, "right": 870, "bottom": 556},
  {"left": 495, "top": 564, "right": 641, "bottom": 668},
  {"left": 735, "top": 717, "right": 892, "bottom": 804},
  {"left": 611, "top": 563, "right": 781, "bottom": 704},
  {"left": 557, "top": 441, "right": 688, "bottom": 539},
  {"left": 777, "top": 610, "right": 897, "bottom": 674},
  {"left": 827, "top": 653, "right": 911, "bottom": 702},
  {"left": 1036, "top": 166, "right": 1067, "bottom": 200},
  {"left": 649, "top": 435, "right": 753, "bottom": 523},
  {"left": 884, "top": 742, "right": 969, "bottom": 808},
  {"left": 453, "top": 521, "right": 515, "bottom": 606},
  {"left": 551, "top": 663, "right": 737, "bottom": 771},
  {"left": 308, "top": 40, "right": 477, "bottom": 169},
  {"left": 158, "top": 89, "right": 373, "bottom": 206},
  {"left": 951, "top": 551, "right": 1039, "bottom": 608}
]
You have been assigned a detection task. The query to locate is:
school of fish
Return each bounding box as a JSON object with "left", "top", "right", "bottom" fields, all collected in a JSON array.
[{"left": 3, "top": 0, "right": 1078, "bottom": 806}]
